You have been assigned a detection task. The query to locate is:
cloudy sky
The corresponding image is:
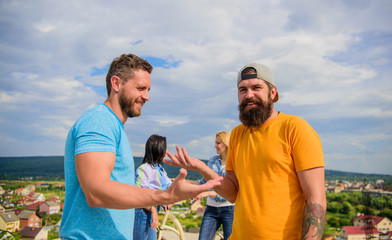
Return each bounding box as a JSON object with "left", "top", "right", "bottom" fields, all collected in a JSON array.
[{"left": 0, "top": 0, "right": 391, "bottom": 175}]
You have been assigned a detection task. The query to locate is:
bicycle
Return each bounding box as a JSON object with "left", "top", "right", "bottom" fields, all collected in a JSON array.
[
  {"left": 157, "top": 208, "right": 185, "bottom": 240},
  {"left": 214, "top": 227, "right": 224, "bottom": 240}
]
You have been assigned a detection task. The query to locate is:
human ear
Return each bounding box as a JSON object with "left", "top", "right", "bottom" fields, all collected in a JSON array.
[
  {"left": 111, "top": 76, "right": 121, "bottom": 93},
  {"left": 271, "top": 86, "right": 278, "bottom": 101}
]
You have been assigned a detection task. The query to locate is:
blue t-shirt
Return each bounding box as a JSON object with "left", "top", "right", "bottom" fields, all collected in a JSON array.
[{"left": 60, "top": 104, "right": 135, "bottom": 240}]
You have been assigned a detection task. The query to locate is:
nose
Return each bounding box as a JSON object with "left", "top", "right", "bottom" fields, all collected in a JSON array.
[
  {"left": 245, "top": 90, "right": 255, "bottom": 99},
  {"left": 240, "top": 89, "right": 254, "bottom": 103},
  {"left": 142, "top": 90, "right": 150, "bottom": 102}
]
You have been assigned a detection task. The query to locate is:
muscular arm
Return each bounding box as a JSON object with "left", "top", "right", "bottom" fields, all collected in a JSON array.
[
  {"left": 217, "top": 171, "right": 238, "bottom": 203},
  {"left": 195, "top": 171, "right": 238, "bottom": 203},
  {"left": 298, "top": 167, "right": 326, "bottom": 240},
  {"left": 75, "top": 152, "right": 222, "bottom": 209}
]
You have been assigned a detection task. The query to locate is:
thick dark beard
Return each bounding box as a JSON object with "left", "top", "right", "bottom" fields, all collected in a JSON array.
[
  {"left": 238, "top": 95, "right": 273, "bottom": 128},
  {"left": 119, "top": 92, "right": 140, "bottom": 118}
]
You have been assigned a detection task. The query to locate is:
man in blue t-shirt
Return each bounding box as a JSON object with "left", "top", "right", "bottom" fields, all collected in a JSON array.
[{"left": 59, "top": 54, "right": 222, "bottom": 240}]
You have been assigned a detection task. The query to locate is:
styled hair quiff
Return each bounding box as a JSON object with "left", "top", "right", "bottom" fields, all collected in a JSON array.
[
  {"left": 216, "top": 131, "right": 230, "bottom": 147},
  {"left": 105, "top": 54, "right": 153, "bottom": 96}
]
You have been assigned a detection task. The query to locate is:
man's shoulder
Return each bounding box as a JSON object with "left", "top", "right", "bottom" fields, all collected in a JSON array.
[
  {"left": 71, "top": 104, "right": 123, "bottom": 140},
  {"left": 78, "top": 104, "right": 109, "bottom": 119},
  {"left": 276, "top": 112, "right": 308, "bottom": 126},
  {"left": 232, "top": 123, "right": 245, "bottom": 132},
  {"left": 76, "top": 104, "right": 119, "bottom": 126},
  {"left": 277, "top": 113, "right": 318, "bottom": 138}
]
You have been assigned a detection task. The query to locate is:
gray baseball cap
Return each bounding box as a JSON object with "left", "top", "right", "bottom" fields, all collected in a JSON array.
[{"left": 237, "top": 63, "right": 279, "bottom": 102}]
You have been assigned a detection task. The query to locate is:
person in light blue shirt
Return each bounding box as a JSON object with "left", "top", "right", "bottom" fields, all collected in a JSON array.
[
  {"left": 59, "top": 54, "right": 222, "bottom": 240},
  {"left": 196, "top": 131, "right": 234, "bottom": 240},
  {"left": 61, "top": 104, "right": 134, "bottom": 239},
  {"left": 133, "top": 134, "right": 172, "bottom": 240}
]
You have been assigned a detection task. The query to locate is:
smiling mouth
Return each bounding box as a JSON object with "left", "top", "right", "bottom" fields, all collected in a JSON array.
[
  {"left": 246, "top": 102, "right": 257, "bottom": 108},
  {"left": 135, "top": 101, "right": 145, "bottom": 109}
]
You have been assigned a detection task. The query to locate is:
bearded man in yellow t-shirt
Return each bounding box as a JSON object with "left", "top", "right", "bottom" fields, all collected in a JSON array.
[{"left": 166, "top": 63, "right": 326, "bottom": 240}]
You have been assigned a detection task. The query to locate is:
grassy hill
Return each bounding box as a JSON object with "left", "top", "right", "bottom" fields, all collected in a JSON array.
[{"left": 0, "top": 156, "right": 391, "bottom": 183}]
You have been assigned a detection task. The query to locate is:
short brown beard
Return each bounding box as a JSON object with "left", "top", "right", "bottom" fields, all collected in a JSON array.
[
  {"left": 238, "top": 93, "right": 273, "bottom": 127},
  {"left": 119, "top": 91, "right": 141, "bottom": 118}
]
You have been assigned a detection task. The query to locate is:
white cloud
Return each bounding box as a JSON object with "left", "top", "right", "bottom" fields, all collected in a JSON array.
[
  {"left": 148, "top": 115, "right": 190, "bottom": 127},
  {"left": 33, "top": 22, "right": 57, "bottom": 33},
  {"left": 0, "top": 0, "right": 391, "bottom": 174}
]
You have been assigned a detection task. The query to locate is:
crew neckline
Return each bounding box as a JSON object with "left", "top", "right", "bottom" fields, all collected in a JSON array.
[{"left": 101, "top": 104, "right": 124, "bottom": 128}]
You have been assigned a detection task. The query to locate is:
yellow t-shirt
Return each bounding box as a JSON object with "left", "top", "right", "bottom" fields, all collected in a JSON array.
[{"left": 226, "top": 113, "right": 324, "bottom": 240}]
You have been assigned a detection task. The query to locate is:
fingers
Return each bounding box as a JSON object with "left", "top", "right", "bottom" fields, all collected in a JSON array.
[
  {"left": 171, "top": 168, "right": 187, "bottom": 185},
  {"left": 176, "top": 145, "right": 185, "bottom": 162},
  {"left": 164, "top": 151, "right": 177, "bottom": 166},
  {"left": 178, "top": 168, "right": 188, "bottom": 178},
  {"left": 181, "top": 146, "right": 190, "bottom": 159},
  {"left": 163, "top": 158, "right": 175, "bottom": 166},
  {"left": 164, "top": 147, "right": 187, "bottom": 167},
  {"left": 199, "top": 176, "right": 223, "bottom": 191}
]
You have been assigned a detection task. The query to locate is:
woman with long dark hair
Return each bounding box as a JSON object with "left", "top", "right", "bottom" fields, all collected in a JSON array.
[{"left": 133, "top": 134, "right": 172, "bottom": 240}]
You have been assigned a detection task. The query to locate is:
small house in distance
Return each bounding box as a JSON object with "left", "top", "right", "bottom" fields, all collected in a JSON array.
[
  {"left": 353, "top": 214, "right": 392, "bottom": 234},
  {"left": 39, "top": 201, "right": 60, "bottom": 215},
  {"left": 19, "top": 227, "right": 48, "bottom": 240},
  {"left": 0, "top": 211, "right": 20, "bottom": 232},
  {"left": 16, "top": 210, "right": 42, "bottom": 229}
]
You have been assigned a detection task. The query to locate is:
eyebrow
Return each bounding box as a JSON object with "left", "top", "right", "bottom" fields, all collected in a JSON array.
[{"left": 238, "top": 83, "right": 263, "bottom": 89}]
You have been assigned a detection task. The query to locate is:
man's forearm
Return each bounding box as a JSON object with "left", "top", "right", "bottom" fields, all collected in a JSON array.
[
  {"left": 197, "top": 165, "right": 237, "bottom": 202},
  {"left": 301, "top": 201, "right": 326, "bottom": 240}
]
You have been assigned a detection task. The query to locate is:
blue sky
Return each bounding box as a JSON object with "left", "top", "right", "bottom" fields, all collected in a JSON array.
[{"left": 0, "top": 0, "right": 391, "bottom": 175}]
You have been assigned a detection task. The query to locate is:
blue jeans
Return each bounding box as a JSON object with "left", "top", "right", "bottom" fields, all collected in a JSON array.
[
  {"left": 198, "top": 205, "right": 234, "bottom": 240},
  {"left": 133, "top": 208, "right": 157, "bottom": 240}
]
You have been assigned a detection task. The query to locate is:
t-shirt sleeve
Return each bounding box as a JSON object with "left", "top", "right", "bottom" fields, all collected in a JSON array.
[
  {"left": 135, "top": 165, "right": 149, "bottom": 188},
  {"left": 290, "top": 118, "right": 324, "bottom": 172},
  {"left": 73, "top": 111, "right": 119, "bottom": 155}
]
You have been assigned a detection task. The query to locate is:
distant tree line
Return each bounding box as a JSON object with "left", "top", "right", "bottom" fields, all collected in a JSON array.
[
  {"left": 326, "top": 192, "right": 392, "bottom": 228},
  {"left": 1, "top": 156, "right": 391, "bottom": 183},
  {"left": 0, "top": 156, "right": 204, "bottom": 180},
  {"left": 325, "top": 169, "right": 392, "bottom": 185}
]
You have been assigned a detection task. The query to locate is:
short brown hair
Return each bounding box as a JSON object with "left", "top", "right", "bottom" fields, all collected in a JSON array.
[{"left": 105, "top": 54, "right": 153, "bottom": 96}]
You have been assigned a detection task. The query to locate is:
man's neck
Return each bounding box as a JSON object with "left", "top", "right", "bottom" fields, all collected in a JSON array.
[
  {"left": 103, "top": 98, "right": 127, "bottom": 125},
  {"left": 265, "top": 108, "right": 279, "bottom": 123}
]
